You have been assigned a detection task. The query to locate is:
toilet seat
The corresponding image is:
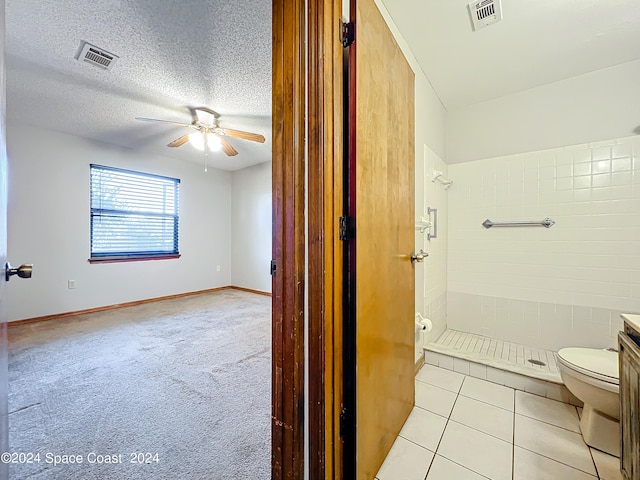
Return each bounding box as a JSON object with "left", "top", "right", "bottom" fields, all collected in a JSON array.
[{"left": 556, "top": 348, "right": 619, "bottom": 386}]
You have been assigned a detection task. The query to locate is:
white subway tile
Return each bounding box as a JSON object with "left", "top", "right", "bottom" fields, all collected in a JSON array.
[
  {"left": 486, "top": 366, "right": 506, "bottom": 386},
  {"left": 592, "top": 173, "right": 611, "bottom": 188},
  {"left": 612, "top": 143, "right": 632, "bottom": 158},
  {"left": 439, "top": 355, "right": 454, "bottom": 371},
  {"left": 572, "top": 149, "right": 591, "bottom": 164},
  {"left": 540, "top": 166, "right": 555, "bottom": 180},
  {"left": 573, "top": 175, "right": 591, "bottom": 190},
  {"left": 556, "top": 164, "right": 573, "bottom": 178},
  {"left": 524, "top": 378, "right": 548, "bottom": 397},
  {"left": 592, "top": 159, "right": 611, "bottom": 173},
  {"left": 469, "top": 362, "right": 487, "bottom": 379},
  {"left": 591, "top": 146, "right": 612, "bottom": 161},
  {"left": 556, "top": 177, "right": 573, "bottom": 190},
  {"left": 503, "top": 371, "right": 526, "bottom": 391},
  {"left": 555, "top": 151, "right": 573, "bottom": 165},
  {"left": 424, "top": 350, "right": 441, "bottom": 366},
  {"left": 573, "top": 161, "right": 592, "bottom": 176},
  {"left": 453, "top": 358, "right": 471, "bottom": 375},
  {"left": 612, "top": 157, "right": 632, "bottom": 172},
  {"left": 545, "top": 383, "right": 572, "bottom": 404},
  {"left": 446, "top": 135, "right": 639, "bottom": 354}
]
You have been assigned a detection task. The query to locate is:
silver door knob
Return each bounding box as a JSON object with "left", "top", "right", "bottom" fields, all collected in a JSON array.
[
  {"left": 5, "top": 262, "right": 33, "bottom": 281},
  {"left": 411, "top": 250, "right": 429, "bottom": 263}
]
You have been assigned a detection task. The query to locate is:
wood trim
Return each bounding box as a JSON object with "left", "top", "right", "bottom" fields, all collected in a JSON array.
[
  {"left": 88, "top": 254, "right": 181, "bottom": 264},
  {"left": 272, "top": 0, "right": 306, "bottom": 478},
  {"left": 228, "top": 286, "right": 272, "bottom": 297},
  {"left": 308, "top": 0, "right": 344, "bottom": 479},
  {"left": 7, "top": 286, "right": 265, "bottom": 327},
  {"left": 415, "top": 355, "right": 425, "bottom": 375}
]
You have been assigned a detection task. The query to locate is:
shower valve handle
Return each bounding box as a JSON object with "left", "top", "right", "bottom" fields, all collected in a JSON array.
[{"left": 411, "top": 250, "right": 429, "bottom": 263}]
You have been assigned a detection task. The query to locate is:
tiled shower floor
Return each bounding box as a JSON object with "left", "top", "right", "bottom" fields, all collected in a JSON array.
[{"left": 427, "top": 329, "right": 561, "bottom": 383}]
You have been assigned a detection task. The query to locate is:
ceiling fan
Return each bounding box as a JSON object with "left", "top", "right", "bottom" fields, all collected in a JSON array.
[{"left": 135, "top": 107, "right": 266, "bottom": 158}]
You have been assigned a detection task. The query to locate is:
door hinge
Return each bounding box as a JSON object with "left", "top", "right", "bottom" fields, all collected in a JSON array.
[
  {"left": 339, "top": 216, "right": 354, "bottom": 241},
  {"left": 339, "top": 407, "right": 347, "bottom": 438},
  {"left": 270, "top": 259, "right": 277, "bottom": 276},
  {"left": 341, "top": 21, "right": 355, "bottom": 48}
]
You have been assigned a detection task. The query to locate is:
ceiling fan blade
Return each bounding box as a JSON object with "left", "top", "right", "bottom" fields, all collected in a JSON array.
[
  {"left": 220, "top": 137, "right": 238, "bottom": 156},
  {"left": 135, "top": 117, "right": 194, "bottom": 128},
  {"left": 221, "top": 128, "right": 266, "bottom": 143},
  {"left": 167, "top": 134, "right": 190, "bottom": 148}
]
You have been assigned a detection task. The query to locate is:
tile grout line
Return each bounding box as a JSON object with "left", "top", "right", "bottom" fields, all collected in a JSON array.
[
  {"left": 514, "top": 411, "right": 582, "bottom": 435},
  {"left": 445, "top": 417, "right": 513, "bottom": 446},
  {"left": 584, "top": 413, "right": 602, "bottom": 480},
  {"left": 422, "top": 374, "right": 466, "bottom": 480},
  {"left": 417, "top": 365, "right": 604, "bottom": 480},
  {"left": 514, "top": 444, "right": 600, "bottom": 478}
]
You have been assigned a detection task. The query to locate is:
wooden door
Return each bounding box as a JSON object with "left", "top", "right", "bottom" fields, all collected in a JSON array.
[
  {"left": 0, "top": 1, "right": 10, "bottom": 479},
  {"left": 345, "top": 0, "right": 416, "bottom": 478}
]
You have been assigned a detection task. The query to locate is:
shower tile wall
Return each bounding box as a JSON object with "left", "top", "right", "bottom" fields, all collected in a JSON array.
[
  {"left": 447, "top": 136, "right": 640, "bottom": 351},
  {"left": 416, "top": 145, "right": 449, "bottom": 357}
]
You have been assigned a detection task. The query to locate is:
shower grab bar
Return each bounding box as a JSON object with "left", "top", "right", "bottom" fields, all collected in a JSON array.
[
  {"left": 482, "top": 217, "right": 555, "bottom": 229},
  {"left": 427, "top": 207, "right": 438, "bottom": 240}
]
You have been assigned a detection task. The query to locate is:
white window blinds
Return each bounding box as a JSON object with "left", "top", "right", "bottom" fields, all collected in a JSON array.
[{"left": 90, "top": 165, "right": 180, "bottom": 261}]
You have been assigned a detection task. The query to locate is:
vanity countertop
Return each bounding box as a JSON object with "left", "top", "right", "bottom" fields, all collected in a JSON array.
[{"left": 621, "top": 313, "right": 640, "bottom": 335}]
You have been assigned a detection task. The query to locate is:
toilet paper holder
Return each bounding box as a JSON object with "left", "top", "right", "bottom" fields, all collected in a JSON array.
[{"left": 415, "top": 313, "right": 433, "bottom": 332}]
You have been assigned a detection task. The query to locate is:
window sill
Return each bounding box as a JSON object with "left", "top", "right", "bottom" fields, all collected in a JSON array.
[{"left": 88, "top": 254, "right": 181, "bottom": 264}]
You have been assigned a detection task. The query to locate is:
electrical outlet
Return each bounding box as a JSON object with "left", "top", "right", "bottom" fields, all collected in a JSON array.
[
  {"left": 216, "top": 265, "right": 221, "bottom": 272},
  {"left": 68, "top": 280, "right": 76, "bottom": 289}
]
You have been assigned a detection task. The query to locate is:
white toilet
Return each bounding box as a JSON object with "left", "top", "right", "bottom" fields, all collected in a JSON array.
[{"left": 556, "top": 347, "right": 620, "bottom": 457}]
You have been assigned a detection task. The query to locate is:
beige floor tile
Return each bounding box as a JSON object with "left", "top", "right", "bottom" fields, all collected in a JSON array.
[
  {"left": 460, "top": 376, "right": 515, "bottom": 411},
  {"left": 376, "top": 436, "right": 434, "bottom": 480},
  {"left": 591, "top": 448, "right": 623, "bottom": 480},
  {"left": 415, "top": 381, "right": 457, "bottom": 418},
  {"left": 515, "top": 390, "right": 580, "bottom": 433},
  {"left": 399, "top": 406, "right": 447, "bottom": 451},
  {"left": 438, "top": 419, "right": 512, "bottom": 480},
  {"left": 426, "top": 455, "right": 488, "bottom": 480},
  {"left": 514, "top": 446, "right": 596, "bottom": 480},
  {"left": 450, "top": 395, "right": 514, "bottom": 442},
  {"left": 514, "top": 414, "right": 596, "bottom": 475},
  {"left": 416, "top": 364, "right": 465, "bottom": 393}
]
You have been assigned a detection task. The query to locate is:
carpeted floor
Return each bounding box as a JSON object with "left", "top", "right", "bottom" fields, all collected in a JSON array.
[{"left": 7, "top": 289, "right": 271, "bottom": 480}]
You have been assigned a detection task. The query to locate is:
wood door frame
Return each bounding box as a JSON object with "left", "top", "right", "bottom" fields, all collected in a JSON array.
[
  {"left": 272, "top": 0, "right": 306, "bottom": 478},
  {"left": 307, "top": 1, "right": 344, "bottom": 479},
  {"left": 272, "top": 0, "right": 344, "bottom": 479}
]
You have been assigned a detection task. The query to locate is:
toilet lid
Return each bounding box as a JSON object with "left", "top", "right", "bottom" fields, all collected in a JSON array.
[{"left": 557, "top": 348, "right": 619, "bottom": 383}]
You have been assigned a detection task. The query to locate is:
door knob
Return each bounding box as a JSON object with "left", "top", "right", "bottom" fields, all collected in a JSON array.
[
  {"left": 410, "top": 250, "right": 429, "bottom": 263},
  {"left": 5, "top": 262, "right": 33, "bottom": 281}
]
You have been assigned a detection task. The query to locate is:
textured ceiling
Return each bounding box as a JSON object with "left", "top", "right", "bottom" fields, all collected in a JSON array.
[
  {"left": 6, "top": 0, "right": 272, "bottom": 171},
  {"left": 381, "top": 0, "right": 640, "bottom": 110}
]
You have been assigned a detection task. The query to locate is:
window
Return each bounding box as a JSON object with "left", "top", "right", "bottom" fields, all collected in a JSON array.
[{"left": 90, "top": 164, "right": 180, "bottom": 262}]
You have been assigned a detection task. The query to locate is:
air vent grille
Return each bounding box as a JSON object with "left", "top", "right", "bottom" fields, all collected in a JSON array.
[
  {"left": 78, "top": 42, "right": 119, "bottom": 70},
  {"left": 468, "top": 0, "right": 502, "bottom": 31}
]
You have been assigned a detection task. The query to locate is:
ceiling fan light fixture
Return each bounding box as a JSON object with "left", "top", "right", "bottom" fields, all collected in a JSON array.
[{"left": 188, "top": 132, "right": 222, "bottom": 152}]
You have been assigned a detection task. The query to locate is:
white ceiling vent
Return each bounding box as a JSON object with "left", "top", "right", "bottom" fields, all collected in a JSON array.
[
  {"left": 468, "top": 0, "right": 502, "bottom": 31},
  {"left": 78, "top": 42, "right": 119, "bottom": 70}
]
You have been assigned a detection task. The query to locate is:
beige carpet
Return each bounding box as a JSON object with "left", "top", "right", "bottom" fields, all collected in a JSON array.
[{"left": 8, "top": 289, "right": 271, "bottom": 480}]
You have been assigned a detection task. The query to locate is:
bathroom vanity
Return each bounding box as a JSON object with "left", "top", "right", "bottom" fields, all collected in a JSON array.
[{"left": 619, "top": 314, "right": 640, "bottom": 480}]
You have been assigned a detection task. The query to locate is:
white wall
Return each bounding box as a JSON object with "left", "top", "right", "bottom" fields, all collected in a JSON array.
[
  {"left": 375, "top": 0, "right": 448, "bottom": 362},
  {"left": 447, "top": 59, "right": 640, "bottom": 164},
  {"left": 447, "top": 135, "right": 640, "bottom": 351},
  {"left": 418, "top": 146, "right": 448, "bottom": 348},
  {"left": 7, "top": 123, "right": 233, "bottom": 321},
  {"left": 231, "top": 161, "right": 272, "bottom": 293}
]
